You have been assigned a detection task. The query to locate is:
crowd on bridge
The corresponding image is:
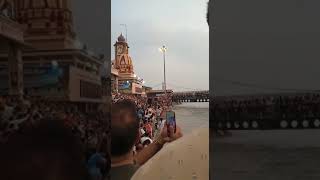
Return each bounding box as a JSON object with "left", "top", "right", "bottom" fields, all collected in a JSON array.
[
  {"left": 212, "top": 93, "right": 320, "bottom": 126},
  {"left": 172, "top": 90, "right": 210, "bottom": 102}
]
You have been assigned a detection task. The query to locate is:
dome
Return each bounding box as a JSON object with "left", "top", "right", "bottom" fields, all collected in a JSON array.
[{"left": 118, "top": 33, "right": 126, "bottom": 42}]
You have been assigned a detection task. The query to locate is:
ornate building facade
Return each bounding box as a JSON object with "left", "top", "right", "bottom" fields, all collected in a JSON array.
[
  {"left": 113, "top": 34, "right": 143, "bottom": 95},
  {"left": 113, "top": 34, "right": 134, "bottom": 74},
  {"left": 15, "top": 0, "right": 75, "bottom": 50},
  {"left": 0, "top": 0, "right": 103, "bottom": 108}
]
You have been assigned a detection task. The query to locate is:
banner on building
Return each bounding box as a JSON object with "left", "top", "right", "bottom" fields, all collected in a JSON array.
[{"left": 118, "top": 81, "right": 132, "bottom": 94}]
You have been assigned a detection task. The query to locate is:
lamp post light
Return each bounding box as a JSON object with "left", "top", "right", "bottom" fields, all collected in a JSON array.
[{"left": 159, "top": 45, "right": 167, "bottom": 96}]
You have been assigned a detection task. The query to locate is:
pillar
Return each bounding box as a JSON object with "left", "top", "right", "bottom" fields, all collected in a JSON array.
[
  {"left": 8, "top": 42, "right": 23, "bottom": 97},
  {"left": 115, "top": 76, "right": 119, "bottom": 93}
]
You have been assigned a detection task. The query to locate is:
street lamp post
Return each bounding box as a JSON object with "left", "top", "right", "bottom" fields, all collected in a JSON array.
[{"left": 159, "top": 45, "right": 167, "bottom": 96}]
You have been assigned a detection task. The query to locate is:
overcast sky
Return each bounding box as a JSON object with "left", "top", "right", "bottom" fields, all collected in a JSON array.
[
  {"left": 210, "top": 0, "right": 320, "bottom": 96},
  {"left": 70, "top": 1, "right": 320, "bottom": 96},
  {"left": 111, "top": 0, "right": 209, "bottom": 91}
]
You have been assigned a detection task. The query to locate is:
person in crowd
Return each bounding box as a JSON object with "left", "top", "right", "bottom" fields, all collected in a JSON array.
[
  {"left": 87, "top": 145, "right": 107, "bottom": 180},
  {"left": 0, "top": 118, "right": 89, "bottom": 180},
  {"left": 110, "top": 100, "right": 182, "bottom": 180},
  {"left": 144, "top": 119, "right": 153, "bottom": 138},
  {"left": 141, "top": 136, "right": 153, "bottom": 147}
]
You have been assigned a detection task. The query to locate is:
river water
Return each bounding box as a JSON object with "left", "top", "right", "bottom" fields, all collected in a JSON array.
[
  {"left": 173, "top": 102, "right": 209, "bottom": 134},
  {"left": 172, "top": 102, "right": 320, "bottom": 179}
]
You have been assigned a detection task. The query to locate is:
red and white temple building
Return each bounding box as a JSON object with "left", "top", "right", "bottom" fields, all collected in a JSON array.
[
  {"left": 0, "top": 0, "right": 104, "bottom": 111},
  {"left": 112, "top": 34, "right": 144, "bottom": 95}
]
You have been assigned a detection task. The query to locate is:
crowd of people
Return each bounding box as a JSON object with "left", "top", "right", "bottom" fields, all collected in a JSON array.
[
  {"left": 0, "top": 95, "right": 110, "bottom": 180},
  {"left": 110, "top": 92, "right": 183, "bottom": 180},
  {"left": 172, "top": 91, "right": 209, "bottom": 101},
  {"left": 212, "top": 93, "right": 320, "bottom": 125},
  {"left": 0, "top": 92, "right": 177, "bottom": 180},
  {"left": 112, "top": 93, "right": 172, "bottom": 153}
]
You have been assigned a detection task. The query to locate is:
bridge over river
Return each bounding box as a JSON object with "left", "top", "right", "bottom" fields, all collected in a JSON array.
[
  {"left": 172, "top": 90, "right": 209, "bottom": 103},
  {"left": 211, "top": 92, "right": 320, "bottom": 130}
]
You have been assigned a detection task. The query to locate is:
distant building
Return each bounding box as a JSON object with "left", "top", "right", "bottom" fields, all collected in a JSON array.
[
  {"left": 113, "top": 34, "right": 143, "bottom": 95},
  {"left": 143, "top": 86, "right": 152, "bottom": 93}
]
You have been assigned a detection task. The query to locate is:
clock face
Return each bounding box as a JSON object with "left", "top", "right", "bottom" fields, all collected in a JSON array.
[{"left": 117, "top": 45, "right": 124, "bottom": 54}]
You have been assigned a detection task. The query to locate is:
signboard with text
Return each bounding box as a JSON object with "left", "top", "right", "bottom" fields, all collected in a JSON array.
[
  {"left": 118, "top": 81, "right": 132, "bottom": 94},
  {"left": 132, "top": 82, "right": 142, "bottom": 94}
]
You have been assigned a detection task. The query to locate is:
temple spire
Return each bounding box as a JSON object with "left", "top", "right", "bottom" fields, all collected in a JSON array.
[{"left": 15, "top": 0, "right": 76, "bottom": 50}]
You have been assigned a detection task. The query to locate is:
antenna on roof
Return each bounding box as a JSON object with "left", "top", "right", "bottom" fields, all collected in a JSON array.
[{"left": 120, "top": 24, "right": 128, "bottom": 42}]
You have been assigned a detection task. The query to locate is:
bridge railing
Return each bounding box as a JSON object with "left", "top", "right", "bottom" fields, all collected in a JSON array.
[
  {"left": 211, "top": 108, "right": 320, "bottom": 130},
  {"left": 172, "top": 94, "right": 210, "bottom": 102},
  {"left": 212, "top": 116, "right": 320, "bottom": 130},
  {"left": 210, "top": 93, "right": 320, "bottom": 130}
]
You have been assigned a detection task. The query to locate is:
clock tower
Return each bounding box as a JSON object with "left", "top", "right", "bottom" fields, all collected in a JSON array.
[{"left": 114, "top": 33, "right": 134, "bottom": 74}]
